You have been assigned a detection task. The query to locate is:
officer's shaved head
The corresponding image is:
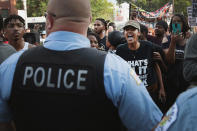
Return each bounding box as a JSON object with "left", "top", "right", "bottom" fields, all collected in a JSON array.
[
  {"left": 46, "top": 0, "right": 91, "bottom": 36},
  {"left": 47, "top": 0, "right": 91, "bottom": 20}
]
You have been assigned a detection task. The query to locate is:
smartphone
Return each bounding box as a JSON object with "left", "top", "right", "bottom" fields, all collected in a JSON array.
[{"left": 172, "top": 23, "right": 181, "bottom": 34}]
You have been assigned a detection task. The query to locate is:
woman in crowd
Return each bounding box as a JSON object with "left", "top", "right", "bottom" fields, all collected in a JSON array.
[
  {"left": 163, "top": 14, "right": 191, "bottom": 112},
  {"left": 87, "top": 32, "right": 105, "bottom": 50}
]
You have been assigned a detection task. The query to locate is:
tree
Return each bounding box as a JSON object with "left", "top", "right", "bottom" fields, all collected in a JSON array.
[
  {"left": 117, "top": 0, "right": 169, "bottom": 12},
  {"left": 16, "top": 0, "right": 48, "bottom": 17},
  {"left": 26, "top": 0, "right": 48, "bottom": 17},
  {"left": 16, "top": 0, "right": 114, "bottom": 22},
  {"left": 174, "top": 0, "right": 191, "bottom": 15},
  {"left": 90, "top": 0, "right": 114, "bottom": 23},
  {"left": 116, "top": 0, "right": 191, "bottom": 15}
]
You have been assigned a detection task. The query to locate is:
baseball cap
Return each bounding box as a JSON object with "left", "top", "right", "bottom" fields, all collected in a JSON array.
[
  {"left": 123, "top": 20, "right": 140, "bottom": 30},
  {"left": 41, "top": 30, "right": 46, "bottom": 35}
]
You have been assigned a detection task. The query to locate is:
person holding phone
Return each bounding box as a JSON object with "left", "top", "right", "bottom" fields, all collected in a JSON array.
[
  {"left": 162, "top": 14, "right": 191, "bottom": 112},
  {"left": 155, "top": 34, "right": 197, "bottom": 131}
]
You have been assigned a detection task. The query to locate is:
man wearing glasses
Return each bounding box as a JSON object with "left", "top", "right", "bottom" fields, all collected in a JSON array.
[{"left": 0, "top": 0, "right": 162, "bottom": 130}]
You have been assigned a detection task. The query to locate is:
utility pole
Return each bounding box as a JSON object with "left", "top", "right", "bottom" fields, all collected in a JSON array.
[
  {"left": 172, "top": 0, "right": 175, "bottom": 14},
  {"left": 23, "top": 0, "right": 28, "bottom": 29}
]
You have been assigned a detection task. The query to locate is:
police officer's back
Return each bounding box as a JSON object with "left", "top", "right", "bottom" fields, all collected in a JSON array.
[{"left": 0, "top": 0, "right": 162, "bottom": 130}]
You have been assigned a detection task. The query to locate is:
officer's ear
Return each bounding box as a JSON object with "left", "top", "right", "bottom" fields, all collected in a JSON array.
[
  {"left": 89, "top": 16, "right": 92, "bottom": 25},
  {"left": 46, "top": 15, "right": 54, "bottom": 30},
  {"left": 88, "top": 12, "right": 92, "bottom": 26}
]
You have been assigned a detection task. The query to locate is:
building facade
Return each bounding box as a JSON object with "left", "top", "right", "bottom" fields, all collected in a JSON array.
[{"left": 0, "top": 0, "right": 17, "bottom": 17}]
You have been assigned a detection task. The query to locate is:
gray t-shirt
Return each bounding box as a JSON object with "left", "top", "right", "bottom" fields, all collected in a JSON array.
[{"left": 0, "top": 42, "right": 16, "bottom": 64}]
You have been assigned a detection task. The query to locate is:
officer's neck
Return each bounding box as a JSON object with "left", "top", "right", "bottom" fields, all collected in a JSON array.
[{"left": 9, "top": 39, "right": 25, "bottom": 51}]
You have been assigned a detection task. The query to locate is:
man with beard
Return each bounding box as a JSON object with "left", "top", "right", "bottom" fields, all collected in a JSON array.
[
  {"left": 116, "top": 20, "right": 166, "bottom": 111},
  {"left": 147, "top": 20, "right": 170, "bottom": 47},
  {"left": 93, "top": 18, "right": 107, "bottom": 50},
  {"left": 3, "top": 15, "right": 35, "bottom": 51},
  {"left": 0, "top": 15, "right": 16, "bottom": 64}
]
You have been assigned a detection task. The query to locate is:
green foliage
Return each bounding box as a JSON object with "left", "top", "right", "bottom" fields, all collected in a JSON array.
[
  {"left": 26, "top": 0, "right": 48, "bottom": 17},
  {"left": 16, "top": 0, "right": 24, "bottom": 10},
  {"left": 16, "top": 0, "right": 48, "bottom": 17},
  {"left": 116, "top": 0, "right": 192, "bottom": 15},
  {"left": 135, "top": 0, "right": 169, "bottom": 12},
  {"left": 174, "top": 0, "right": 191, "bottom": 15},
  {"left": 15, "top": 0, "right": 192, "bottom": 18},
  {"left": 90, "top": 0, "right": 114, "bottom": 23},
  {"left": 16, "top": 0, "right": 114, "bottom": 22}
]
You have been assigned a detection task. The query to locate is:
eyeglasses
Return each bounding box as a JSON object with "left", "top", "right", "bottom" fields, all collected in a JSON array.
[{"left": 44, "top": 12, "right": 56, "bottom": 18}]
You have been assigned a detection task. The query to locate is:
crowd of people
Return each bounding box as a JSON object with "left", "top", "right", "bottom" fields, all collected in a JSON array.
[
  {"left": 88, "top": 12, "right": 192, "bottom": 114},
  {"left": 0, "top": 0, "right": 197, "bottom": 130}
]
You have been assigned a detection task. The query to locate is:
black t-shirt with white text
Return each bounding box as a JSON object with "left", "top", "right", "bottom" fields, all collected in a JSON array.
[
  {"left": 116, "top": 40, "right": 164, "bottom": 87},
  {"left": 162, "top": 41, "right": 189, "bottom": 110}
]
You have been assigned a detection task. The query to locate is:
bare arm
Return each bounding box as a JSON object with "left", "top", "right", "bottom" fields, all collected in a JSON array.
[
  {"left": 154, "top": 63, "right": 166, "bottom": 103},
  {"left": 164, "top": 35, "right": 176, "bottom": 64},
  {"left": 165, "top": 34, "right": 185, "bottom": 64},
  {"left": 153, "top": 52, "right": 167, "bottom": 72}
]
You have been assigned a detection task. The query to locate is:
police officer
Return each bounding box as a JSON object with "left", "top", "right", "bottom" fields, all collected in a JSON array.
[
  {"left": 155, "top": 34, "right": 197, "bottom": 131},
  {"left": 0, "top": 0, "right": 162, "bottom": 130}
]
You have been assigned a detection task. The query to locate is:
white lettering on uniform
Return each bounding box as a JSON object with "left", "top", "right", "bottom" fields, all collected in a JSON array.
[
  {"left": 23, "top": 66, "right": 33, "bottom": 85},
  {"left": 47, "top": 68, "right": 55, "bottom": 88},
  {"left": 22, "top": 66, "right": 88, "bottom": 90},
  {"left": 57, "top": 68, "right": 62, "bottom": 88},
  {"left": 34, "top": 67, "right": 45, "bottom": 87},
  {"left": 64, "top": 69, "right": 74, "bottom": 89},
  {"left": 77, "top": 70, "right": 88, "bottom": 90}
]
